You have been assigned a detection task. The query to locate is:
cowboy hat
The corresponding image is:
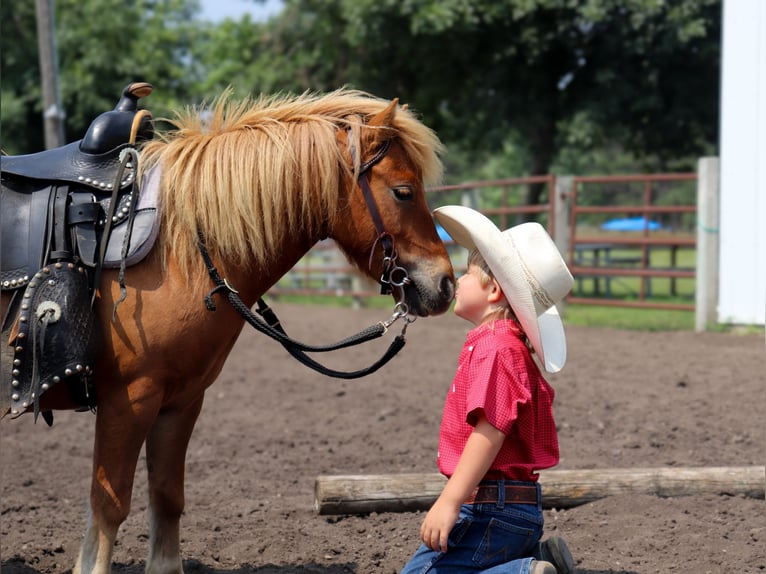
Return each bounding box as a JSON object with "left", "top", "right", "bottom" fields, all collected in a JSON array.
[{"left": 434, "top": 205, "right": 573, "bottom": 373}]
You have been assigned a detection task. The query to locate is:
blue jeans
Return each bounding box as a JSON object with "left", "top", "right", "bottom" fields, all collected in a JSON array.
[{"left": 400, "top": 481, "right": 544, "bottom": 574}]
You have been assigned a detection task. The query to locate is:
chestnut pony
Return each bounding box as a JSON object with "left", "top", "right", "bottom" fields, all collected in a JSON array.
[{"left": 2, "top": 89, "right": 455, "bottom": 573}]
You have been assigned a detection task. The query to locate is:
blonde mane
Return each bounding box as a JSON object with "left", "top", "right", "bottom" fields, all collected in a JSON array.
[{"left": 137, "top": 88, "right": 444, "bottom": 280}]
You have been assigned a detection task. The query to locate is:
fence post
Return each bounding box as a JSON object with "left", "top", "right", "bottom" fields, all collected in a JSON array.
[
  {"left": 553, "top": 176, "right": 572, "bottom": 257},
  {"left": 695, "top": 157, "right": 720, "bottom": 332},
  {"left": 460, "top": 189, "right": 479, "bottom": 209},
  {"left": 554, "top": 176, "right": 572, "bottom": 315}
]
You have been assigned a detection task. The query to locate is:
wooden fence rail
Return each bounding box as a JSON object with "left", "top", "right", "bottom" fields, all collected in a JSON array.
[{"left": 271, "top": 163, "right": 721, "bottom": 329}]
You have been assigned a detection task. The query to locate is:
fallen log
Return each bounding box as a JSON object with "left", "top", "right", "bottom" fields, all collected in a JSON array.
[{"left": 314, "top": 465, "right": 765, "bottom": 515}]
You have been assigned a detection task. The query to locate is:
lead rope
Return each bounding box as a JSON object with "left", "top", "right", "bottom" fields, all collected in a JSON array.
[{"left": 198, "top": 236, "right": 411, "bottom": 379}]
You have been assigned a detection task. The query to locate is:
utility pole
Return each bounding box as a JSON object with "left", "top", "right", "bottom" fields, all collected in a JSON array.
[{"left": 35, "top": 0, "right": 65, "bottom": 148}]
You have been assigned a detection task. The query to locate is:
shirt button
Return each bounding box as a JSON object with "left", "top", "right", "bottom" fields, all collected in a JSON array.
[{"left": 468, "top": 345, "right": 474, "bottom": 351}]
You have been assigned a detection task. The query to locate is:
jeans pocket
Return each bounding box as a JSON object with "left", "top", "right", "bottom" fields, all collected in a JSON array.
[
  {"left": 447, "top": 515, "right": 473, "bottom": 548},
  {"left": 472, "top": 516, "right": 540, "bottom": 569}
]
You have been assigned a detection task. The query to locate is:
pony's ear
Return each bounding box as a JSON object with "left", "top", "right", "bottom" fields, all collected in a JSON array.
[{"left": 365, "top": 98, "right": 398, "bottom": 146}]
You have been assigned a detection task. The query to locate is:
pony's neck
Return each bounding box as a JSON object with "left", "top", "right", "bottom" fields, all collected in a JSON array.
[{"left": 216, "top": 233, "right": 322, "bottom": 306}]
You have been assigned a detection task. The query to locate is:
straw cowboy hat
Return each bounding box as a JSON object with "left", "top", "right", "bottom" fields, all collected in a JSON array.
[{"left": 434, "top": 206, "right": 573, "bottom": 373}]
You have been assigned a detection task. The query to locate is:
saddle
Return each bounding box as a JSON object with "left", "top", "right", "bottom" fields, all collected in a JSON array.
[{"left": 1, "top": 82, "right": 158, "bottom": 424}]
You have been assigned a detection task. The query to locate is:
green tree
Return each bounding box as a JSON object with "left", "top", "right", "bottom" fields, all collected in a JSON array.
[
  {"left": 191, "top": 0, "right": 352, "bottom": 97},
  {"left": 232, "top": 0, "right": 720, "bottom": 190},
  {"left": 1, "top": 1, "right": 47, "bottom": 154},
  {"left": 1, "top": 0, "right": 202, "bottom": 154},
  {"left": 3, "top": 0, "right": 721, "bottom": 190}
]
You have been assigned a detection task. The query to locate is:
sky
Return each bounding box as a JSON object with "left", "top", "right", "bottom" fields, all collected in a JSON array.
[{"left": 199, "top": 0, "right": 284, "bottom": 22}]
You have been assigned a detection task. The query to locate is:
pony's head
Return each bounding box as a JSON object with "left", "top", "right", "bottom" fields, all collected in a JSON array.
[
  {"left": 332, "top": 97, "right": 455, "bottom": 316},
  {"left": 138, "top": 88, "right": 454, "bottom": 316}
]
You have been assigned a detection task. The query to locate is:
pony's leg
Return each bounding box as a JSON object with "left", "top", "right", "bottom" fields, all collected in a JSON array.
[
  {"left": 144, "top": 394, "right": 205, "bottom": 574},
  {"left": 75, "top": 383, "right": 163, "bottom": 574}
]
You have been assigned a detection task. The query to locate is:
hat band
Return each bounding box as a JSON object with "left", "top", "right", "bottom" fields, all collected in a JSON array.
[{"left": 511, "top": 237, "right": 556, "bottom": 313}]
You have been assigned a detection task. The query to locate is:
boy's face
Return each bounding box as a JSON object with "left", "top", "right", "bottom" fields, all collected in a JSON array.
[{"left": 454, "top": 264, "right": 501, "bottom": 326}]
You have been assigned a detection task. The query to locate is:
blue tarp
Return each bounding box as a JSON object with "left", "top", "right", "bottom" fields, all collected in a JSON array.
[
  {"left": 601, "top": 217, "right": 663, "bottom": 231},
  {"left": 436, "top": 225, "right": 453, "bottom": 241}
]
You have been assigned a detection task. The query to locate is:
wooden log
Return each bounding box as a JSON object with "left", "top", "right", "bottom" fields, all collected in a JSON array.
[{"left": 314, "top": 465, "right": 765, "bottom": 515}]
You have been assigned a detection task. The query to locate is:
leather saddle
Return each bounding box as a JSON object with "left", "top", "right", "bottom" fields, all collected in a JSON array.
[{"left": 1, "top": 82, "right": 157, "bottom": 423}]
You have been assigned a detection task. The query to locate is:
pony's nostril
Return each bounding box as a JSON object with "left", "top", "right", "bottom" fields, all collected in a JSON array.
[{"left": 440, "top": 275, "right": 456, "bottom": 301}]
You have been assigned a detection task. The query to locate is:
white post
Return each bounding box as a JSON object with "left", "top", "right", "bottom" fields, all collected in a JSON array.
[{"left": 695, "top": 157, "right": 720, "bottom": 332}]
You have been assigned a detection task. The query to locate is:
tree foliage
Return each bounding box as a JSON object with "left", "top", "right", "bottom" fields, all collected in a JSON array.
[
  {"left": 2, "top": 0, "right": 720, "bottom": 184},
  {"left": 232, "top": 0, "right": 720, "bottom": 179},
  {"left": 1, "top": 0, "right": 201, "bottom": 154}
]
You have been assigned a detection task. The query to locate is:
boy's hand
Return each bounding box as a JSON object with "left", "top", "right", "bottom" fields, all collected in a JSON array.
[
  {"left": 420, "top": 497, "right": 461, "bottom": 552},
  {"left": 419, "top": 412, "right": 507, "bottom": 552}
]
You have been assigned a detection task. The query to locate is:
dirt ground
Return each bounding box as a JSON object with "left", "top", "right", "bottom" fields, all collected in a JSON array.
[{"left": 1, "top": 303, "right": 764, "bottom": 574}]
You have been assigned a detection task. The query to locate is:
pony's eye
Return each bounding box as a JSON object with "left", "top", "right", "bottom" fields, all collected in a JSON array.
[{"left": 392, "top": 186, "right": 414, "bottom": 201}]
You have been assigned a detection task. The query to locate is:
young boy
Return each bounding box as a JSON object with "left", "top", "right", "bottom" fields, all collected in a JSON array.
[{"left": 400, "top": 206, "right": 575, "bottom": 574}]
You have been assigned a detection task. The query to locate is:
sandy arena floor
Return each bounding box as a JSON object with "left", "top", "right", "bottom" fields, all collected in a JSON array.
[{"left": 2, "top": 303, "right": 764, "bottom": 573}]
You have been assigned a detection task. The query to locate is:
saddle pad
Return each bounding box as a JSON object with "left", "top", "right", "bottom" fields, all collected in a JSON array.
[{"left": 102, "top": 166, "right": 161, "bottom": 268}]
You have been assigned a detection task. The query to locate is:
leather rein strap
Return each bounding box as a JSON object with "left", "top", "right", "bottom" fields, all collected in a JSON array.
[{"left": 197, "top": 136, "right": 413, "bottom": 379}]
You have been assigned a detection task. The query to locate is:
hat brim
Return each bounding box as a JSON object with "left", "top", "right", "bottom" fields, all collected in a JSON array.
[{"left": 434, "top": 205, "right": 567, "bottom": 373}]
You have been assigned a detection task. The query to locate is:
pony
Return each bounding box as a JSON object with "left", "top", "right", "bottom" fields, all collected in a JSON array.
[{"left": 0, "top": 87, "right": 455, "bottom": 574}]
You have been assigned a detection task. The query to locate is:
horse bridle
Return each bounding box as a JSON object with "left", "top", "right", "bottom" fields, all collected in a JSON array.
[
  {"left": 350, "top": 134, "right": 413, "bottom": 304},
  {"left": 197, "top": 132, "right": 417, "bottom": 379}
]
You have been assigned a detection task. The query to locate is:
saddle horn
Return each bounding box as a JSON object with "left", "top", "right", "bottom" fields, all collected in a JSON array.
[{"left": 80, "top": 82, "right": 154, "bottom": 154}]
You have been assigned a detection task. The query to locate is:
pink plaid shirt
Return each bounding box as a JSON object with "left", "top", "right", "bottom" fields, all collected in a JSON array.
[{"left": 437, "top": 319, "right": 559, "bottom": 482}]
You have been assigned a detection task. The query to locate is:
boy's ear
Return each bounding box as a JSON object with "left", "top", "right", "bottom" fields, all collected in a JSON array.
[{"left": 488, "top": 279, "right": 505, "bottom": 303}]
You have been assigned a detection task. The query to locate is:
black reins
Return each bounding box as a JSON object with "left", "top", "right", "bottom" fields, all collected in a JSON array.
[{"left": 197, "top": 133, "right": 415, "bottom": 379}]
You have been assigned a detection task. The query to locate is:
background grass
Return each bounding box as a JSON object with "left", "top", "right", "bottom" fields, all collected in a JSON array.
[
  {"left": 265, "top": 293, "right": 700, "bottom": 331},
  {"left": 570, "top": 243, "right": 696, "bottom": 302},
  {"left": 562, "top": 303, "right": 694, "bottom": 331}
]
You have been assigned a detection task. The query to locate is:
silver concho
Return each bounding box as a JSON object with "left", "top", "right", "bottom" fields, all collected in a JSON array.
[{"left": 35, "top": 300, "right": 62, "bottom": 323}]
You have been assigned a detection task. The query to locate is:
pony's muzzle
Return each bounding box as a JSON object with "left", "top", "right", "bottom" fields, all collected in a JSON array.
[{"left": 405, "top": 271, "right": 455, "bottom": 316}]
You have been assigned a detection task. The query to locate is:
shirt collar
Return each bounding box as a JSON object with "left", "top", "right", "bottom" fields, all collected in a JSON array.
[{"left": 465, "top": 319, "right": 524, "bottom": 345}]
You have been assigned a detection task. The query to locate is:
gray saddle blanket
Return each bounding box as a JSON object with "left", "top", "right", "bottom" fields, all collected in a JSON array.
[{"left": 76, "top": 165, "right": 161, "bottom": 269}]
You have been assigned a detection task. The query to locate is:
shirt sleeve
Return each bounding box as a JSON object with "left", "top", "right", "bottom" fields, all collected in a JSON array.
[{"left": 464, "top": 341, "right": 532, "bottom": 435}]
